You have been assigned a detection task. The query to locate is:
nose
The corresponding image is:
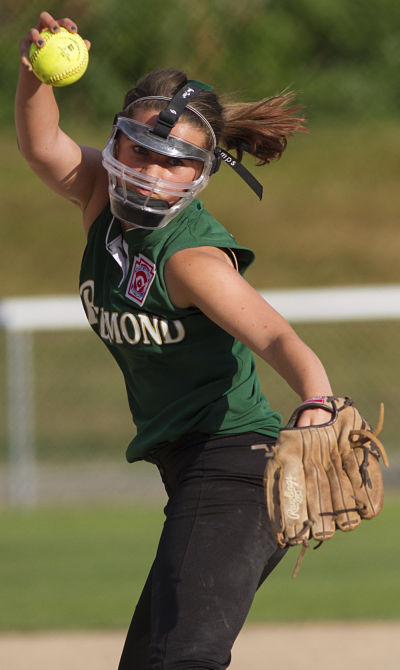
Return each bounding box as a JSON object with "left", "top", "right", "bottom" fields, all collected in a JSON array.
[{"left": 139, "top": 161, "right": 165, "bottom": 179}]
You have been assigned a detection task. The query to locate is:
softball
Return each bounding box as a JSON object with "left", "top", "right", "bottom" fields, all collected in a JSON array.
[{"left": 29, "top": 27, "right": 89, "bottom": 87}]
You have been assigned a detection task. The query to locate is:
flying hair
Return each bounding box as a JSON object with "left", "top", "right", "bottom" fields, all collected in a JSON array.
[{"left": 122, "top": 69, "right": 307, "bottom": 165}]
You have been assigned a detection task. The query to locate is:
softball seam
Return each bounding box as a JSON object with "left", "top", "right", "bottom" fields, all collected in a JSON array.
[{"left": 29, "top": 29, "right": 88, "bottom": 84}]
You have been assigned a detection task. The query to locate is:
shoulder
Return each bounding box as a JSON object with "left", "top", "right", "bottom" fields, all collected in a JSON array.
[
  {"left": 167, "top": 245, "right": 235, "bottom": 272},
  {"left": 162, "top": 200, "right": 255, "bottom": 274},
  {"left": 164, "top": 246, "right": 241, "bottom": 309},
  {"left": 183, "top": 201, "right": 236, "bottom": 243}
]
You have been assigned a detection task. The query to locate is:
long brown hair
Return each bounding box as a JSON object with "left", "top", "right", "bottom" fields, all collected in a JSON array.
[{"left": 123, "top": 69, "right": 307, "bottom": 164}]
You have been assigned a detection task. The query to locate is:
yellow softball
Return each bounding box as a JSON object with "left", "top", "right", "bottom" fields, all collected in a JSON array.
[{"left": 29, "top": 27, "right": 89, "bottom": 87}]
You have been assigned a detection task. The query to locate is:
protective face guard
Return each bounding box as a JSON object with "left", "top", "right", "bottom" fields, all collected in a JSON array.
[
  {"left": 102, "top": 82, "right": 263, "bottom": 229},
  {"left": 116, "top": 116, "right": 213, "bottom": 164},
  {"left": 102, "top": 104, "right": 216, "bottom": 229}
]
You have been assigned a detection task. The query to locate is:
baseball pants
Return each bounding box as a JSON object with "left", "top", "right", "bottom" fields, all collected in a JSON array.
[{"left": 118, "top": 431, "right": 287, "bottom": 670}]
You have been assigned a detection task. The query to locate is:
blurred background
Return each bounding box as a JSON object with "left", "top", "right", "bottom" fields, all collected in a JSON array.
[{"left": 0, "top": 0, "right": 399, "bottom": 634}]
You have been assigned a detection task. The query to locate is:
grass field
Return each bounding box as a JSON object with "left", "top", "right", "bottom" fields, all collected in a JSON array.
[
  {"left": 0, "top": 495, "right": 399, "bottom": 631},
  {"left": 1, "top": 120, "right": 399, "bottom": 296},
  {"left": 1, "top": 120, "right": 398, "bottom": 634}
]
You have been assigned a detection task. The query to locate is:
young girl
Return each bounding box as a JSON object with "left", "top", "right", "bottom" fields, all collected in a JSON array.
[{"left": 17, "top": 12, "right": 333, "bottom": 670}]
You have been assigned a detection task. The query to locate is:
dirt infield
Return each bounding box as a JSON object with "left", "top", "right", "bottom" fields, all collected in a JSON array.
[{"left": 1, "top": 622, "right": 399, "bottom": 670}]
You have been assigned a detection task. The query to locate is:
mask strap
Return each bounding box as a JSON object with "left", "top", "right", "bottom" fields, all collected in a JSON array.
[
  {"left": 151, "top": 81, "right": 212, "bottom": 139},
  {"left": 212, "top": 148, "right": 263, "bottom": 200}
]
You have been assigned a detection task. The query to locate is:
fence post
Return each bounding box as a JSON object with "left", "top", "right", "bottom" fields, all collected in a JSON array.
[{"left": 6, "top": 328, "right": 37, "bottom": 506}]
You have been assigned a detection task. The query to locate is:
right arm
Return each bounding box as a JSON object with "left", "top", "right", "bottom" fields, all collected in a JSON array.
[{"left": 15, "top": 11, "right": 108, "bottom": 233}]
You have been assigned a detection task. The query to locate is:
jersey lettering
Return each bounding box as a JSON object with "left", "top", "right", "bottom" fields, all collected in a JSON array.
[
  {"left": 80, "top": 280, "right": 99, "bottom": 325},
  {"left": 119, "top": 312, "right": 141, "bottom": 344},
  {"left": 100, "top": 309, "right": 124, "bottom": 344},
  {"left": 80, "top": 279, "right": 185, "bottom": 346},
  {"left": 139, "top": 313, "right": 163, "bottom": 345}
]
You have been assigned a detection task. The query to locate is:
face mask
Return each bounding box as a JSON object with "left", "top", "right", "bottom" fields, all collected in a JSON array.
[
  {"left": 102, "top": 82, "right": 263, "bottom": 230},
  {"left": 102, "top": 113, "right": 215, "bottom": 229}
]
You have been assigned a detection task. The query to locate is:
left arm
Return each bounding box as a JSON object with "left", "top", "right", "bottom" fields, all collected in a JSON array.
[{"left": 165, "top": 247, "right": 333, "bottom": 426}]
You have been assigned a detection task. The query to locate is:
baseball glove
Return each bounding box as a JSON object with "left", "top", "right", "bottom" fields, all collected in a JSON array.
[{"left": 261, "top": 395, "right": 388, "bottom": 575}]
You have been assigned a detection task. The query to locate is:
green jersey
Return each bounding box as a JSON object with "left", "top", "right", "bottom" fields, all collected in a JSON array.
[{"left": 79, "top": 200, "right": 281, "bottom": 461}]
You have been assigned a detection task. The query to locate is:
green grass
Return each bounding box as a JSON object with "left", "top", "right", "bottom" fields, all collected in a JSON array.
[
  {"left": 0, "top": 118, "right": 398, "bottom": 634},
  {"left": 1, "top": 120, "right": 399, "bottom": 296},
  {"left": 1, "top": 121, "right": 399, "bottom": 462},
  {"left": 0, "top": 496, "right": 399, "bottom": 631},
  {"left": 251, "top": 495, "right": 399, "bottom": 621},
  {"left": 0, "top": 504, "right": 164, "bottom": 631}
]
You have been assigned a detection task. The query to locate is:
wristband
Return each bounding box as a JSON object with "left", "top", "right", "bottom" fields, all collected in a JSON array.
[{"left": 299, "top": 396, "right": 327, "bottom": 407}]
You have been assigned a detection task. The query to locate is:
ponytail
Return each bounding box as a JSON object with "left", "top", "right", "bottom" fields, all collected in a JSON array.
[
  {"left": 123, "top": 69, "right": 307, "bottom": 164},
  {"left": 221, "top": 93, "right": 307, "bottom": 164}
]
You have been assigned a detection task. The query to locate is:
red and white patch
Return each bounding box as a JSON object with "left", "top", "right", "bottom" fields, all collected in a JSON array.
[{"left": 125, "top": 254, "right": 156, "bottom": 306}]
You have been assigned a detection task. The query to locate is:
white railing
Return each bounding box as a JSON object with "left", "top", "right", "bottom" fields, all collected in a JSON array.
[{"left": 1, "top": 285, "right": 400, "bottom": 506}]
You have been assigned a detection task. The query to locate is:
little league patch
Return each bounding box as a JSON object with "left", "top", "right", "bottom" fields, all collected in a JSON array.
[{"left": 126, "top": 254, "right": 156, "bottom": 306}]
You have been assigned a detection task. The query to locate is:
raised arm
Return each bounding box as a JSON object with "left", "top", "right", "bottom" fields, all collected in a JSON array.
[{"left": 15, "top": 11, "right": 108, "bottom": 231}]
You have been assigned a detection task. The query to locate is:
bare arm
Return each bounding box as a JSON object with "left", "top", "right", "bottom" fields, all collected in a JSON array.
[
  {"left": 15, "top": 11, "right": 108, "bottom": 232},
  {"left": 165, "top": 247, "right": 333, "bottom": 425}
]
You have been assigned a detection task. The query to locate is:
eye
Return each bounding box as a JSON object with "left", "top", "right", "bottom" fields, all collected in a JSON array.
[
  {"left": 167, "top": 157, "right": 185, "bottom": 167},
  {"left": 132, "top": 145, "right": 148, "bottom": 156}
]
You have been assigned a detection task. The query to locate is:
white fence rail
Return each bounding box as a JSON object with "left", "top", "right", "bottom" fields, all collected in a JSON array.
[
  {"left": 2, "top": 285, "right": 400, "bottom": 331},
  {"left": 1, "top": 285, "right": 400, "bottom": 506}
]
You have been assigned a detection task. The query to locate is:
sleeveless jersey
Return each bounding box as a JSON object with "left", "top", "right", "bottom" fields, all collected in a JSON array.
[{"left": 79, "top": 200, "right": 282, "bottom": 461}]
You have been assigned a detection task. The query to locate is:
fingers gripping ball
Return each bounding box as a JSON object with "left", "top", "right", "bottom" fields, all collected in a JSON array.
[{"left": 29, "top": 27, "right": 89, "bottom": 87}]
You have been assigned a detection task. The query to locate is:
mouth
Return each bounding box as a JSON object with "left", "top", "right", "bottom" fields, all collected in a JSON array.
[
  {"left": 134, "top": 186, "right": 159, "bottom": 198},
  {"left": 132, "top": 186, "right": 182, "bottom": 206},
  {"left": 116, "top": 187, "right": 170, "bottom": 211}
]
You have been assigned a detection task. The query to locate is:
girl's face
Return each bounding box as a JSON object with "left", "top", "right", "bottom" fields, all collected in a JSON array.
[{"left": 116, "top": 107, "right": 207, "bottom": 205}]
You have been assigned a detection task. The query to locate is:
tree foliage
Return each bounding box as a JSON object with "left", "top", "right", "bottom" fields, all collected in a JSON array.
[{"left": 3, "top": 0, "right": 400, "bottom": 125}]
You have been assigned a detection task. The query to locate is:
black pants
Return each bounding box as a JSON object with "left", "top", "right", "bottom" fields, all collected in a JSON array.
[{"left": 118, "top": 432, "right": 287, "bottom": 670}]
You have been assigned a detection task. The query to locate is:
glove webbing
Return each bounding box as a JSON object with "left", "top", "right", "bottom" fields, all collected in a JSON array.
[{"left": 349, "top": 402, "right": 388, "bottom": 486}]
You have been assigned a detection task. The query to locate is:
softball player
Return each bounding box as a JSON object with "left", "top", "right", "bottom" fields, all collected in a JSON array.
[{"left": 17, "top": 12, "right": 333, "bottom": 670}]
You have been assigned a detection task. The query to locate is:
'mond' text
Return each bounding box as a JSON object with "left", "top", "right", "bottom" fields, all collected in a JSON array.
[{"left": 80, "top": 280, "right": 186, "bottom": 346}]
